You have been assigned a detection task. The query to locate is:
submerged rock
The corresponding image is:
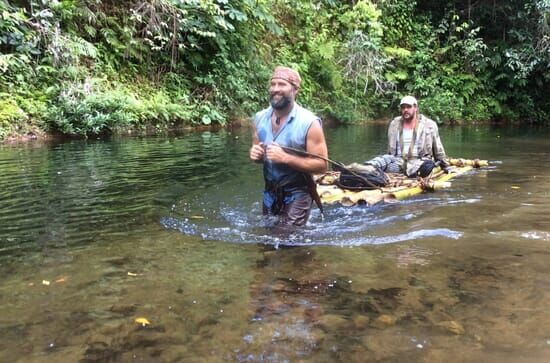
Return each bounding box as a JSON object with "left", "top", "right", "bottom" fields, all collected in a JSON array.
[
  {"left": 372, "top": 314, "right": 397, "bottom": 328},
  {"left": 318, "top": 314, "right": 349, "bottom": 331},
  {"left": 109, "top": 304, "right": 138, "bottom": 315},
  {"left": 304, "top": 305, "right": 324, "bottom": 323},
  {"left": 352, "top": 315, "right": 370, "bottom": 330},
  {"left": 437, "top": 320, "right": 465, "bottom": 335},
  {"left": 82, "top": 341, "right": 120, "bottom": 362}
]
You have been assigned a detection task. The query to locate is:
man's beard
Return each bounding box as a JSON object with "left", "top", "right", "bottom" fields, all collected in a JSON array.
[
  {"left": 402, "top": 110, "right": 415, "bottom": 122},
  {"left": 270, "top": 93, "right": 292, "bottom": 110}
]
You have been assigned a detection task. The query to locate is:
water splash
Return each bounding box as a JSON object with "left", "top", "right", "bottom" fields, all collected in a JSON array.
[
  {"left": 520, "top": 231, "right": 550, "bottom": 241},
  {"left": 161, "top": 198, "right": 463, "bottom": 247}
]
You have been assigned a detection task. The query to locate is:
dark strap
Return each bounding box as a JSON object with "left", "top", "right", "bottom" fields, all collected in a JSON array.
[
  {"left": 304, "top": 174, "right": 324, "bottom": 215},
  {"left": 264, "top": 180, "right": 286, "bottom": 215},
  {"left": 265, "top": 174, "right": 324, "bottom": 216}
]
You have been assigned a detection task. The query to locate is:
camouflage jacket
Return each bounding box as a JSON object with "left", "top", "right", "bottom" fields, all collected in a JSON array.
[{"left": 387, "top": 114, "right": 447, "bottom": 176}]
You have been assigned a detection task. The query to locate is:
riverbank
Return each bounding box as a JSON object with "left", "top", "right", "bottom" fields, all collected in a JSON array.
[
  {"left": 0, "top": 120, "right": 249, "bottom": 145},
  {"left": 2, "top": 115, "right": 515, "bottom": 145}
]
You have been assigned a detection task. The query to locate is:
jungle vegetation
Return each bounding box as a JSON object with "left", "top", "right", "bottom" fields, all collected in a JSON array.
[{"left": 1, "top": 0, "right": 549, "bottom": 139}]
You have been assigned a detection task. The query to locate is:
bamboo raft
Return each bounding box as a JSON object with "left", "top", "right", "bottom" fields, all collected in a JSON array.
[{"left": 316, "top": 158, "right": 488, "bottom": 207}]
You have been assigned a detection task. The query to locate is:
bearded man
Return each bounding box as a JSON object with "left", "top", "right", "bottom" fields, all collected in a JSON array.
[
  {"left": 249, "top": 66, "right": 328, "bottom": 226},
  {"left": 366, "top": 95, "right": 449, "bottom": 177}
]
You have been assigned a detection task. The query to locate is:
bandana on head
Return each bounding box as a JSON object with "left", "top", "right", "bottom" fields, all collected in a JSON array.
[{"left": 271, "top": 66, "right": 301, "bottom": 89}]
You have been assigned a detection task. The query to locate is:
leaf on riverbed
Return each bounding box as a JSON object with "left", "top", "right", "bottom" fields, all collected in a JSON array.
[
  {"left": 42, "top": 280, "right": 50, "bottom": 286},
  {"left": 511, "top": 185, "right": 520, "bottom": 189},
  {"left": 55, "top": 276, "right": 68, "bottom": 283},
  {"left": 127, "top": 272, "right": 138, "bottom": 276},
  {"left": 135, "top": 317, "right": 150, "bottom": 326}
]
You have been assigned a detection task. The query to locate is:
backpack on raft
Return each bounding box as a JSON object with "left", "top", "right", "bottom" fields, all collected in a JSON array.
[{"left": 333, "top": 162, "right": 390, "bottom": 190}]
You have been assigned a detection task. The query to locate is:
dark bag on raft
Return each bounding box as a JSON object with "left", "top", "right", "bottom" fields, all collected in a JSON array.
[{"left": 333, "top": 163, "right": 389, "bottom": 190}]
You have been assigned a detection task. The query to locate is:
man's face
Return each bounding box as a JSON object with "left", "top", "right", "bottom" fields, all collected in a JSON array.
[
  {"left": 400, "top": 103, "right": 417, "bottom": 122},
  {"left": 269, "top": 79, "right": 296, "bottom": 110}
]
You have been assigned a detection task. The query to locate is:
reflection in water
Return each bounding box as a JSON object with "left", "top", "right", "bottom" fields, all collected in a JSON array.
[
  {"left": 1, "top": 124, "right": 550, "bottom": 362},
  {"left": 236, "top": 248, "right": 330, "bottom": 362},
  {"left": 0, "top": 131, "right": 254, "bottom": 255}
]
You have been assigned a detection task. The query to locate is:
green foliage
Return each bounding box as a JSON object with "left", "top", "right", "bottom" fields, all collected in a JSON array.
[
  {"left": 0, "top": 97, "right": 27, "bottom": 138},
  {"left": 421, "top": 91, "right": 464, "bottom": 124},
  {"left": 190, "top": 101, "right": 226, "bottom": 126},
  {"left": 46, "top": 86, "right": 136, "bottom": 135},
  {"left": 45, "top": 80, "right": 192, "bottom": 136},
  {"left": 1, "top": 0, "right": 549, "bottom": 141},
  {"left": 379, "top": 0, "right": 418, "bottom": 47},
  {"left": 0, "top": 2, "right": 39, "bottom": 88}
]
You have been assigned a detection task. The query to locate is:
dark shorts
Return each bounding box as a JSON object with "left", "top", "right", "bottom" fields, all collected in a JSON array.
[{"left": 263, "top": 193, "right": 313, "bottom": 226}]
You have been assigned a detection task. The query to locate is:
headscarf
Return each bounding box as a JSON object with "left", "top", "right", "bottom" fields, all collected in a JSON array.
[{"left": 271, "top": 66, "right": 301, "bottom": 89}]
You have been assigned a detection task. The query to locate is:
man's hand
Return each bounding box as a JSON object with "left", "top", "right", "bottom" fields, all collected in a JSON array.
[
  {"left": 438, "top": 159, "right": 455, "bottom": 174},
  {"left": 249, "top": 143, "right": 265, "bottom": 161},
  {"left": 443, "top": 165, "right": 456, "bottom": 174},
  {"left": 265, "top": 143, "right": 288, "bottom": 164}
]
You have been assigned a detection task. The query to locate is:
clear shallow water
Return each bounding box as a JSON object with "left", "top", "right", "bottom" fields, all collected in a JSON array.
[{"left": 1, "top": 124, "right": 550, "bottom": 362}]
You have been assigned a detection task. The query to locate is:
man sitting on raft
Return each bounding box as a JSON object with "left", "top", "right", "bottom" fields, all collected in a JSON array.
[{"left": 365, "top": 96, "right": 450, "bottom": 177}]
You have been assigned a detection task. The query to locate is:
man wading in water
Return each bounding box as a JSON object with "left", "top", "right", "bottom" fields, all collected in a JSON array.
[{"left": 249, "top": 66, "right": 328, "bottom": 226}]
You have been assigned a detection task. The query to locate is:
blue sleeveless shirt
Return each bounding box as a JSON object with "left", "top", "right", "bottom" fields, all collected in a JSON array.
[{"left": 254, "top": 103, "right": 320, "bottom": 207}]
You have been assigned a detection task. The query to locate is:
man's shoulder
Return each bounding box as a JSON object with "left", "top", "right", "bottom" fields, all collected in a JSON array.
[
  {"left": 294, "top": 103, "right": 320, "bottom": 123},
  {"left": 389, "top": 116, "right": 401, "bottom": 127},
  {"left": 419, "top": 114, "right": 438, "bottom": 128},
  {"left": 255, "top": 107, "right": 272, "bottom": 122}
]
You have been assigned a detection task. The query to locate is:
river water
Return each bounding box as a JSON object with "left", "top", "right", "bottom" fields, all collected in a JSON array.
[{"left": 0, "top": 124, "right": 549, "bottom": 362}]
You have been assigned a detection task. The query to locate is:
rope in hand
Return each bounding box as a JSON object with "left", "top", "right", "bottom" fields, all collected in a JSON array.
[{"left": 263, "top": 144, "right": 385, "bottom": 190}]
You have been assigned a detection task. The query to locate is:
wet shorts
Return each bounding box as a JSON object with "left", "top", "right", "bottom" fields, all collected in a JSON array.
[{"left": 263, "top": 193, "right": 313, "bottom": 226}]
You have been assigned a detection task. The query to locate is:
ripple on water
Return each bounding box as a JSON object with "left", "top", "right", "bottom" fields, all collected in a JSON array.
[
  {"left": 490, "top": 230, "right": 550, "bottom": 242},
  {"left": 520, "top": 231, "right": 550, "bottom": 241},
  {"left": 161, "top": 200, "right": 463, "bottom": 247}
]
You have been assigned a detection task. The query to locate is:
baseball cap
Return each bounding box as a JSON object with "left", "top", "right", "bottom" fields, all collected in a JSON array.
[{"left": 400, "top": 95, "right": 417, "bottom": 106}]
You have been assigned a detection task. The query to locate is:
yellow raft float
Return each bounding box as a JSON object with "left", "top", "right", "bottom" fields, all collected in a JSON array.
[{"left": 316, "top": 158, "right": 488, "bottom": 207}]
